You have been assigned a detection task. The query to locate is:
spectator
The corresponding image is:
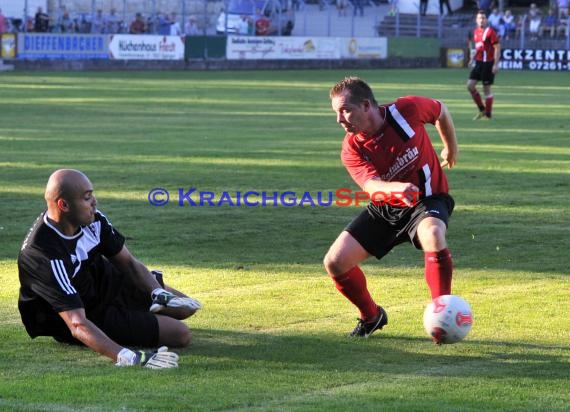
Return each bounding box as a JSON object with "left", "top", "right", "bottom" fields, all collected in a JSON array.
[
  {"left": 477, "top": 0, "right": 493, "bottom": 16},
  {"left": 527, "top": 3, "right": 542, "bottom": 40},
  {"left": 26, "top": 17, "right": 34, "bottom": 32},
  {"left": 440, "top": 0, "right": 453, "bottom": 15},
  {"left": 558, "top": 0, "right": 569, "bottom": 19},
  {"left": 157, "top": 12, "right": 171, "bottom": 35},
  {"left": 104, "top": 8, "right": 121, "bottom": 33},
  {"left": 237, "top": 14, "right": 250, "bottom": 34},
  {"left": 129, "top": 13, "right": 147, "bottom": 34},
  {"left": 556, "top": 11, "right": 569, "bottom": 37},
  {"left": 77, "top": 14, "right": 91, "bottom": 33},
  {"left": 514, "top": 14, "right": 526, "bottom": 39},
  {"left": 59, "top": 10, "right": 76, "bottom": 33},
  {"left": 502, "top": 9, "right": 516, "bottom": 39},
  {"left": 146, "top": 15, "right": 156, "bottom": 34},
  {"left": 337, "top": 0, "right": 348, "bottom": 17},
  {"left": 487, "top": 8, "right": 505, "bottom": 37},
  {"left": 170, "top": 12, "right": 182, "bottom": 35},
  {"left": 541, "top": 8, "right": 557, "bottom": 38},
  {"left": 184, "top": 15, "right": 200, "bottom": 36},
  {"left": 528, "top": 2, "right": 541, "bottom": 19},
  {"left": 0, "top": 8, "right": 6, "bottom": 34},
  {"left": 353, "top": 0, "right": 364, "bottom": 17},
  {"left": 420, "top": 0, "right": 428, "bottom": 16},
  {"left": 34, "top": 7, "right": 50, "bottom": 32},
  {"left": 91, "top": 9, "right": 104, "bottom": 33},
  {"left": 254, "top": 8, "right": 270, "bottom": 35}
]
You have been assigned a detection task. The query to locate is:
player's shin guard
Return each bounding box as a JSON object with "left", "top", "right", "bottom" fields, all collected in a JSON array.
[
  {"left": 332, "top": 266, "right": 378, "bottom": 321},
  {"left": 424, "top": 249, "right": 453, "bottom": 299},
  {"left": 469, "top": 89, "right": 485, "bottom": 112}
]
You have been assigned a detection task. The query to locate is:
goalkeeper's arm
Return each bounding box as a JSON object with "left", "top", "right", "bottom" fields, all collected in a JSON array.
[
  {"left": 59, "top": 308, "right": 126, "bottom": 362},
  {"left": 116, "top": 346, "right": 179, "bottom": 369},
  {"left": 59, "top": 308, "right": 178, "bottom": 368}
]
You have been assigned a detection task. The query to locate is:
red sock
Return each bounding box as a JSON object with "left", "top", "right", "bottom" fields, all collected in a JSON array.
[
  {"left": 485, "top": 95, "right": 494, "bottom": 117},
  {"left": 424, "top": 249, "right": 453, "bottom": 299},
  {"left": 332, "top": 266, "right": 378, "bottom": 321},
  {"left": 470, "top": 89, "right": 485, "bottom": 112}
]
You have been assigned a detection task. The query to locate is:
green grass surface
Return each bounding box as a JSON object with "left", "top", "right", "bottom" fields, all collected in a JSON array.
[{"left": 0, "top": 69, "right": 568, "bottom": 411}]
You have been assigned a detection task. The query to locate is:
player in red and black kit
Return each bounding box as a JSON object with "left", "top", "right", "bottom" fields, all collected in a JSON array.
[
  {"left": 468, "top": 9, "right": 501, "bottom": 120},
  {"left": 325, "top": 77, "right": 459, "bottom": 338}
]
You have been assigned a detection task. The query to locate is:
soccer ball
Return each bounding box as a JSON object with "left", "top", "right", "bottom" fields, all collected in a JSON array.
[{"left": 423, "top": 295, "right": 473, "bottom": 344}]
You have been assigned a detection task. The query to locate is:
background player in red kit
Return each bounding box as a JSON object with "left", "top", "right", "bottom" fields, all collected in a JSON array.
[
  {"left": 468, "top": 9, "right": 501, "bottom": 120},
  {"left": 325, "top": 77, "right": 459, "bottom": 338}
]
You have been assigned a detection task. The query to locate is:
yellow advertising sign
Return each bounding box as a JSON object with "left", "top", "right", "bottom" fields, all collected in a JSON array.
[
  {"left": 446, "top": 48, "right": 465, "bottom": 68},
  {"left": 1, "top": 34, "right": 16, "bottom": 58}
]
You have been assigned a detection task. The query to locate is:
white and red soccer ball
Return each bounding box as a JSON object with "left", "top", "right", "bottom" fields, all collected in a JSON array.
[{"left": 423, "top": 295, "right": 473, "bottom": 344}]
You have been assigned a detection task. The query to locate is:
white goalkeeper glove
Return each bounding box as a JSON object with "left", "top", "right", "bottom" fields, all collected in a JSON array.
[
  {"left": 116, "top": 346, "right": 179, "bottom": 369},
  {"left": 150, "top": 288, "right": 202, "bottom": 314}
]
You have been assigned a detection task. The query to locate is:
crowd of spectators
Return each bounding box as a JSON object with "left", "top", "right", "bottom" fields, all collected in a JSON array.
[
  {"left": 3, "top": 2, "right": 570, "bottom": 42},
  {"left": 0, "top": 6, "right": 203, "bottom": 36},
  {"left": 393, "top": 0, "right": 570, "bottom": 43},
  {"left": 479, "top": 2, "right": 568, "bottom": 41}
]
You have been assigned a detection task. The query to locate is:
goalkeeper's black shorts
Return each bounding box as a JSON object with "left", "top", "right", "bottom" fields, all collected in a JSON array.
[{"left": 55, "top": 268, "right": 165, "bottom": 347}]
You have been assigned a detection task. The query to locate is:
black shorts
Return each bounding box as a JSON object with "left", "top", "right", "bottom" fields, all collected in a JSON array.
[
  {"left": 469, "top": 60, "right": 495, "bottom": 86},
  {"left": 55, "top": 268, "right": 164, "bottom": 348},
  {"left": 93, "top": 269, "right": 165, "bottom": 347},
  {"left": 345, "top": 194, "right": 455, "bottom": 259}
]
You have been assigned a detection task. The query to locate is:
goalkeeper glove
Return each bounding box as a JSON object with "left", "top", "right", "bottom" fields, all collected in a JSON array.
[
  {"left": 116, "top": 346, "right": 179, "bottom": 369},
  {"left": 150, "top": 288, "right": 202, "bottom": 314}
]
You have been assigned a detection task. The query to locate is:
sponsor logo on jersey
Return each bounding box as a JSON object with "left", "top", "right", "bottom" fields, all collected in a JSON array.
[{"left": 381, "top": 146, "right": 419, "bottom": 181}]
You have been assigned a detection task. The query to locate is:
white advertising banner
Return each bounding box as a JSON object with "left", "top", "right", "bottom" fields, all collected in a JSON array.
[
  {"left": 340, "top": 38, "right": 387, "bottom": 59},
  {"left": 227, "top": 35, "right": 341, "bottom": 60},
  {"left": 109, "top": 35, "right": 185, "bottom": 60}
]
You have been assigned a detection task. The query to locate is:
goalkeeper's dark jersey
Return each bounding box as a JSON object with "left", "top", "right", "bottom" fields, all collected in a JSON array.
[{"left": 17, "top": 210, "right": 125, "bottom": 338}]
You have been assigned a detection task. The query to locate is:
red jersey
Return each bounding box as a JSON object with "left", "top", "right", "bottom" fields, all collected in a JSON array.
[
  {"left": 341, "top": 96, "right": 448, "bottom": 198},
  {"left": 472, "top": 26, "right": 499, "bottom": 62}
]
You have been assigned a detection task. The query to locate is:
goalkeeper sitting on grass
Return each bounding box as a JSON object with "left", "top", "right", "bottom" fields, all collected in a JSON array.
[{"left": 17, "top": 169, "right": 201, "bottom": 369}]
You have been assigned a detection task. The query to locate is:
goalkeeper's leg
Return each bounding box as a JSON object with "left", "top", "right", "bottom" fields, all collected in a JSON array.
[
  {"left": 150, "top": 270, "right": 201, "bottom": 320},
  {"left": 156, "top": 314, "right": 192, "bottom": 348},
  {"left": 95, "top": 304, "right": 191, "bottom": 352},
  {"left": 150, "top": 293, "right": 201, "bottom": 320}
]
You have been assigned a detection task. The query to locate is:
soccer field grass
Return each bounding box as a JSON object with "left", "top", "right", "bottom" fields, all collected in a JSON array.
[{"left": 0, "top": 69, "right": 568, "bottom": 411}]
